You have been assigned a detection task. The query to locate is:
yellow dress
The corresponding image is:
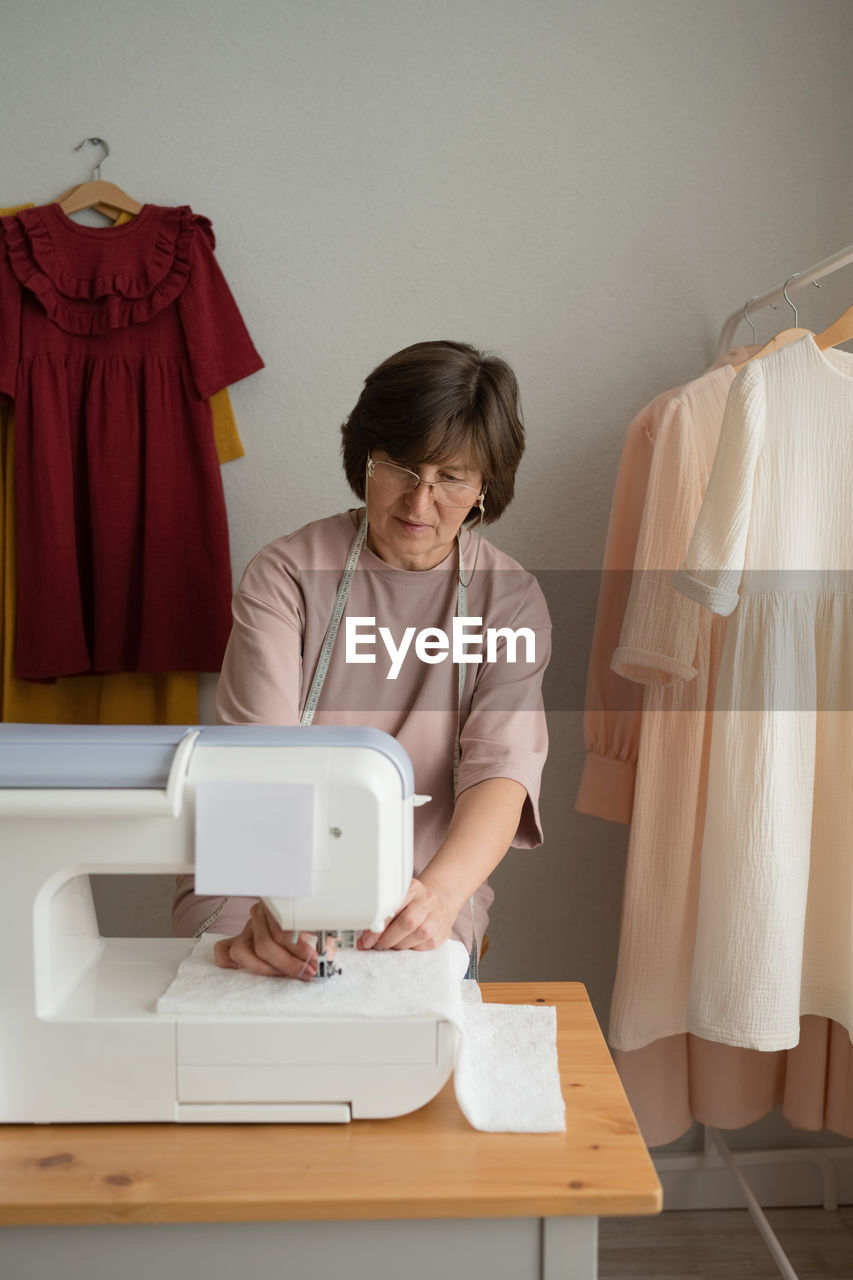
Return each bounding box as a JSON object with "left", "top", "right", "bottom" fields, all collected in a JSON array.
[{"left": 0, "top": 203, "right": 244, "bottom": 724}]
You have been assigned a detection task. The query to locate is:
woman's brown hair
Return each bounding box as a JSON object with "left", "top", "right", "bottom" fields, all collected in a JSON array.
[{"left": 341, "top": 340, "right": 525, "bottom": 523}]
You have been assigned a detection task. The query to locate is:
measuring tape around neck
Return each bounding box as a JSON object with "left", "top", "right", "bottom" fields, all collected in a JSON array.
[{"left": 198, "top": 513, "right": 481, "bottom": 973}]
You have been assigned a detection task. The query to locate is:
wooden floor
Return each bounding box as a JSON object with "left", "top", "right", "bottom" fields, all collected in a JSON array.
[{"left": 599, "top": 1206, "right": 853, "bottom": 1278}]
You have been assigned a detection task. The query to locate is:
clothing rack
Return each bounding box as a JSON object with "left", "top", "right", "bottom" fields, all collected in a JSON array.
[
  {"left": 653, "top": 1131, "right": 848, "bottom": 1280},
  {"left": 704, "top": 1130, "right": 817, "bottom": 1280},
  {"left": 715, "top": 241, "right": 853, "bottom": 359}
]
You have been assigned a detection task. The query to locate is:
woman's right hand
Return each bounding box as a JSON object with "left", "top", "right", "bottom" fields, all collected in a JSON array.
[{"left": 213, "top": 900, "right": 331, "bottom": 981}]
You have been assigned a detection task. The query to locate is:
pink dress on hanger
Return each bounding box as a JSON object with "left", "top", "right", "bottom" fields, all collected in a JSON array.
[{"left": 609, "top": 363, "right": 735, "bottom": 1050}]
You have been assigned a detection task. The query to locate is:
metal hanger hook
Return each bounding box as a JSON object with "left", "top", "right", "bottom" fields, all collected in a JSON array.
[
  {"left": 742, "top": 296, "right": 759, "bottom": 345},
  {"left": 74, "top": 137, "right": 109, "bottom": 182},
  {"left": 782, "top": 274, "right": 801, "bottom": 327}
]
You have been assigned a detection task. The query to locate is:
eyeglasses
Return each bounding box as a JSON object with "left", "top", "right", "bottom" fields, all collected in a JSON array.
[{"left": 367, "top": 456, "right": 485, "bottom": 510}]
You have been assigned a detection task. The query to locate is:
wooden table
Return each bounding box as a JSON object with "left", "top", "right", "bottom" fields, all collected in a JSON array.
[{"left": 0, "top": 982, "right": 660, "bottom": 1280}]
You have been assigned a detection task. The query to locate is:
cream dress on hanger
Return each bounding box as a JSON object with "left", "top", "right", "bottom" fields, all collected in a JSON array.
[{"left": 676, "top": 336, "right": 853, "bottom": 1051}]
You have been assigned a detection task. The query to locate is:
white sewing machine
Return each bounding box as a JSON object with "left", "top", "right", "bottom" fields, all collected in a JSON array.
[{"left": 0, "top": 724, "right": 460, "bottom": 1123}]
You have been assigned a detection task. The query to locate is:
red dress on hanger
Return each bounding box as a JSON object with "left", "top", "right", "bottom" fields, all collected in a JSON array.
[{"left": 0, "top": 202, "right": 263, "bottom": 679}]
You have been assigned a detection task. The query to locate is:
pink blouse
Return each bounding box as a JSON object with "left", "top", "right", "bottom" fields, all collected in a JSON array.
[{"left": 174, "top": 512, "right": 551, "bottom": 949}]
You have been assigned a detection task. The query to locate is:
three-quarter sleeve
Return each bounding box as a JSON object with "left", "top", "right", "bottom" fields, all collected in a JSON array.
[
  {"left": 456, "top": 577, "right": 551, "bottom": 848},
  {"left": 611, "top": 397, "right": 703, "bottom": 685},
  {"left": 575, "top": 399, "right": 667, "bottom": 822},
  {"left": 674, "top": 363, "right": 765, "bottom": 616},
  {"left": 177, "top": 217, "right": 264, "bottom": 401}
]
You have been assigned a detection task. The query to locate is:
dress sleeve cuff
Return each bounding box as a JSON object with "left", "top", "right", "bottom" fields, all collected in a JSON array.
[
  {"left": 674, "top": 568, "right": 739, "bottom": 616},
  {"left": 575, "top": 752, "right": 635, "bottom": 824},
  {"left": 610, "top": 646, "right": 698, "bottom": 686}
]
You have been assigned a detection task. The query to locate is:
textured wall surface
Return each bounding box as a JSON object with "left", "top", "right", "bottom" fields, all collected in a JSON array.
[{"left": 2, "top": 0, "right": 852, "bottom": 1149}]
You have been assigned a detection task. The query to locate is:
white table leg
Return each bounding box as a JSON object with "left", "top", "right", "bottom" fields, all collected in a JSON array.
[{"left": 542, "top": 1216, "right": 598, "bottom": 1280}]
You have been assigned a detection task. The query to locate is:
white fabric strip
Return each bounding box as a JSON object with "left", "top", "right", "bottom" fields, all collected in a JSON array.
[{"left": 158, "top": 935, "right": 565, "bottom": 1132}]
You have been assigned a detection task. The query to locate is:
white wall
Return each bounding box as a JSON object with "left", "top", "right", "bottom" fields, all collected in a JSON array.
[{"left": 2, "top": 0, "right": 853, "bottom": 1148}]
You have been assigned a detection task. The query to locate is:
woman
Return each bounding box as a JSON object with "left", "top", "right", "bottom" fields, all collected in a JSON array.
[{"left": 173, "top": 340, "right": 551, "bottom": 979}]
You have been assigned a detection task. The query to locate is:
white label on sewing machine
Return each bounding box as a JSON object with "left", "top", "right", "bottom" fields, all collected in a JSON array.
[{"left": 194, "top": 781, "right": 314, "bottom": 896}]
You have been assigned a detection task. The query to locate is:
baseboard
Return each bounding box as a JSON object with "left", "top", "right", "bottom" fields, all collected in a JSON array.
[{"left": 655, "top": 1145, "right": 853, "bottom": 1211}]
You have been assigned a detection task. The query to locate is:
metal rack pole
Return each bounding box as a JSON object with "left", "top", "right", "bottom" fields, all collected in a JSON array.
[
  {"left": 716, "top": 243, "right": 853, "bottom": 358},
  {"left": 705, "top": 1128, "right": 800, "bottom": 1280}
]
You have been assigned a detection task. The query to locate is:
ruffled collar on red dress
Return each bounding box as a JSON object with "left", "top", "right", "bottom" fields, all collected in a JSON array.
[{"left": 0, "top": 203, "right": 212, "bottom": 335}]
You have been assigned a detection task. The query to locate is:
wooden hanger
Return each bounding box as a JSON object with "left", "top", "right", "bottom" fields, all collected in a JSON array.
[
  {"left": 55, "top": 184, "right": 126, "bottom": 221},
  {"left": 59, "top": 180, "right": 141, "bottom": 217},
  {"left": 815, "top": 303, "right": 853, "bottom": 350},
  {"left": 57, "top": 138, "right": 142, "bottom": 218},
  {"left": 732, "top": 327, "right": 813, "bottom": 372}
]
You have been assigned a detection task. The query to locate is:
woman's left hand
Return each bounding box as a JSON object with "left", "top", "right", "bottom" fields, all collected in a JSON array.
[{"left": 358, "top": 877, "right": 455, "bottom": 952}]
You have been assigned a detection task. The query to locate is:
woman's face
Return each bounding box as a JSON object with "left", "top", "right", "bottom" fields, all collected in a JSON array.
[{"left": 365, "top": 447, "right": 484, "bottom": 571}]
